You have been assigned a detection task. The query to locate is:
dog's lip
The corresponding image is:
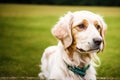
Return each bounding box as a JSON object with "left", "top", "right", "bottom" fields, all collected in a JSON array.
[
  {"left": 76, "top": 47, "right": 99, "bottom": 53},
  {"left": 77, "top": 48, "right": 86, "bottom": 52}
]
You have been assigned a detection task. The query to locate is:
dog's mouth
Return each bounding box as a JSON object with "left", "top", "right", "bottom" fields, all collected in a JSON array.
[{"left": 76, "top": 47, "right": 100, "bottom": 53}]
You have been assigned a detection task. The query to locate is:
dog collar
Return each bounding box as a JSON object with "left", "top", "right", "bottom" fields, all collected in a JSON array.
[{"left": 64, "top": 61, "right": 90, "bottom": 77}]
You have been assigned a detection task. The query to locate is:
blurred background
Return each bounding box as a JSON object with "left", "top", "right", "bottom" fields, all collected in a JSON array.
[
  {"left": 0, "top": 0, "right": 120, "bottom": 79},
  {"left": 0, "top": 0, "right": 120, "bottom": 6}
]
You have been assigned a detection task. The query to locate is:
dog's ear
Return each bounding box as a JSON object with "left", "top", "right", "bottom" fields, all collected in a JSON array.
[
  {"left": 98, "top": 15, "right": 107, "bottom": 51},
  {"left": 52, "top": 12, "right": 73, "bottom": 49},
  {"left": 101, "top": 20, "right": 107, "bottom": 51}
]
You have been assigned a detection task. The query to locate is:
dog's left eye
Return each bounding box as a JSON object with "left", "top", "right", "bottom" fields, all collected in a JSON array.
[{"left": 96, "top": 25, "right": 101, "bottom": 30}]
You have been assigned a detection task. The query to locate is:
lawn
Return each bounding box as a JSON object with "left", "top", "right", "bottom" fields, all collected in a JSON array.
[{"left": 0, "top": 4, "right": 120, "bottom": 78}]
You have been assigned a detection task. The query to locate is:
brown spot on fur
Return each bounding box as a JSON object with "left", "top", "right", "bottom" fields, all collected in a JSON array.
[
  {"left": 73, "top": 19, "right": 88, "bottom": 32},
  {"left": 65, "top": 23, "right": 78, "bottom": 60},
  {"left": 83, "top": 19, "right": 88, "bottom": 28},
  {"left": 94, "top": 20, "right": 102, "bottom": 34},
  {"left": 65, "top": 48, "right": 74, "bottom": 61}
]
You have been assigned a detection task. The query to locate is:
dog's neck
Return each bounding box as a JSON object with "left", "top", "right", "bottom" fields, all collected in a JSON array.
[
  {"left": 64, "top": 45, "right": 93, "bottom": 68},
  {"left": 58, "top": 41, "right": 93, "bottom": 68}
]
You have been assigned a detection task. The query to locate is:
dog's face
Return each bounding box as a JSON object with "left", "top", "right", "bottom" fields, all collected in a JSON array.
[{"left": 52, "top": 11, "right": 107, "bottom": 53}]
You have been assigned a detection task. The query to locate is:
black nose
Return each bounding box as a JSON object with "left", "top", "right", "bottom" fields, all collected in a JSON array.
[{"left": 93, "top": 38, "right": 102, "bottom": 46}]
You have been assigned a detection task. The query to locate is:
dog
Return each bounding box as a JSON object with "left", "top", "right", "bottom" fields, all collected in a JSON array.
[{"left": 39, "top": 11, "right": 107, "bottom": 80}]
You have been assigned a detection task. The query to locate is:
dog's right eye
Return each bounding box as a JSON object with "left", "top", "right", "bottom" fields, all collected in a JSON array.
[
  {"left": 78, "top": 24, "right": 86, "bottom": 29},
  {"left": 75, "top": 19, "right": 88, "bottom": 31}
]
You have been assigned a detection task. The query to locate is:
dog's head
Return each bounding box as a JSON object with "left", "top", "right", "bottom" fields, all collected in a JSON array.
[{"left": 52, "top": 11, "right": 107, "bottom": 53}]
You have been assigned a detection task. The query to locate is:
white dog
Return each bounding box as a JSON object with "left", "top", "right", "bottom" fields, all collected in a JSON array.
[{"left": 39, "top": 11, "right": 107, "bottom": 80}]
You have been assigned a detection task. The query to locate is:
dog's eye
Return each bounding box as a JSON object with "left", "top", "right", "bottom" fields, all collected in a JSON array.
[
  {"left": 78, "top": 24, "right": 86, "bottom": 29},
  {"left": 96, "top": 25, "right": 101, "bottom": 30}
]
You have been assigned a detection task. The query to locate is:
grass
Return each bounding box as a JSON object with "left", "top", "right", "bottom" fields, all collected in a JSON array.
[
  {"left": 0, "top": 4, "right": 120, "bottom": 78},
  {"left": 97, "top": 17, "right": 120, "bottom": 77}
]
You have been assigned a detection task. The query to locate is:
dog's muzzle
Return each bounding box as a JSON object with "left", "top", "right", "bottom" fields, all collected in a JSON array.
[{"left": 76, "top": 38, "right": 103, "bottom": 53}]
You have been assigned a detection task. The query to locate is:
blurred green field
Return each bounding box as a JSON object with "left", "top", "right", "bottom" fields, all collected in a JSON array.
[{"left": 0, "top": 4, "right": 120, "bottom": 78}]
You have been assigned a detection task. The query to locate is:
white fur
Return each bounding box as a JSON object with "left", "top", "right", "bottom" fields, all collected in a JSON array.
[{"left": 39, "top": 11, "right": 107, "bottom": 80}]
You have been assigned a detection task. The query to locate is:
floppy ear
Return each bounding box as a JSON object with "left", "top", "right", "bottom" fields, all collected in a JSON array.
[
  {"left": 52, "top": 12, "right": 73, "bottom": 49},
  {"left": 98, "top": 16, "right": 107, "bottom": 51},
  {"left": 101, "top": 20, "right": 107, "bottom": 51}
]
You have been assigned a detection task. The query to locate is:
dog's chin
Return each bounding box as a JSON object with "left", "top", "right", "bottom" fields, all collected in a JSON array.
[{"left": 76, "top": 47, "right": 100, "bottom": 53}]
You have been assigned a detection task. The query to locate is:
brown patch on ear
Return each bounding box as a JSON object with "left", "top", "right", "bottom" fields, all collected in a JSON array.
[
  {"left": 96, "top": 15, "right": 107, "bottom": 51},
  {"left": 101, "top": 26, "right": 107, "bottom": 51},
  {"left": 65, "top": 25, "right": 78, "bottom": 60},
  {"left": 65, "top": 40, "right": 76, "bottom": 60},
  {"left": 94, "top": 20, "right": 106, "bottom": 52}
]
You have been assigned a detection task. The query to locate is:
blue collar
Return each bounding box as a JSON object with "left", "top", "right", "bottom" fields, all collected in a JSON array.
[{"left": 64, "top": 61, "right": 90, "bottom": 77}]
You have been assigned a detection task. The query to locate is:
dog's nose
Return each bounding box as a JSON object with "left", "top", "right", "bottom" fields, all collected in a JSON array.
[{"left": 93, "top": 38, "right": 102, "bottom": 46}]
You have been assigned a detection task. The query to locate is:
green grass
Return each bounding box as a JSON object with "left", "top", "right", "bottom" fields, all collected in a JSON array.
[
  {"left": 97, "top": 16, "right": 120, "bottom": 77},
  {"left": 0, "top": 4, "right": 120, "bottom": 78}
]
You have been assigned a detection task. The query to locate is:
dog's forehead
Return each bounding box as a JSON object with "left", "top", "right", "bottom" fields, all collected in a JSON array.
[
  {"left": 73, "top": 11, "right": 98, "bottom": 19},
  {"left": 72, "top": 11, "right": 99, "bottom": 26}
]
